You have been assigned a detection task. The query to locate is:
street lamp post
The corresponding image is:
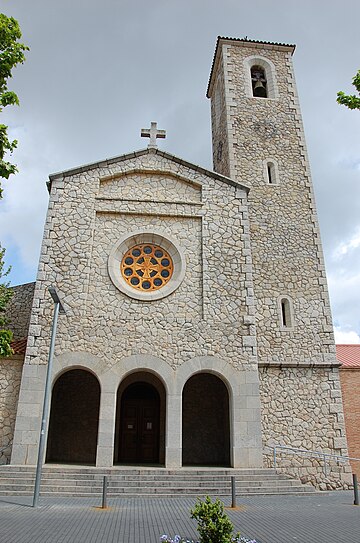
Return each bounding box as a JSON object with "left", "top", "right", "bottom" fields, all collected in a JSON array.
[{"left": 33, "top": 287, "right": 65, "bottom": 508}]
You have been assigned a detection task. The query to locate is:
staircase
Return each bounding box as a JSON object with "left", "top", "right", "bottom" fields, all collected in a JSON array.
[{"left": 0, "top": 465, "right": 316, "bottom": 497}]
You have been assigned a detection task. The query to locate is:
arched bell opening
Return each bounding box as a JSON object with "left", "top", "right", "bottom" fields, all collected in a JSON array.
[
  {"left": 251, "top": 65, "right": 268, "bottom": 98},
  {"left": 114, "top": 372, "right": 166, "bottom": 465},
  {"left": 46, "top": 368, "right": 100, "bottom": 465},
  {"left": 182, "top": 372, "right": 230, "bottom": 466}
]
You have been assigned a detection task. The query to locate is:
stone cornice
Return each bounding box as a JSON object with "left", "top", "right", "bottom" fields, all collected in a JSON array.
[{"left": 47, "top": 148, "right": 250, "bottom": 193}]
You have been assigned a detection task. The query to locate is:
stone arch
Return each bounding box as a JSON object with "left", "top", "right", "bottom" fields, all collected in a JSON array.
[
  {"left": 114, "top": 370, "right": 166, "bottom": 465},
  {"left": 93, "top": 355, "right": 174, "bottom": 468},
  {"left": 52, "top": 351, "right": 106, "bottom": 388},
  {"left": 182, "top": 371, "right": 230, "bottom": 466},
  {"left": 177, "top": 357, "right": 234, "bottom": 467},
  {"left": 176, "top": 356, "right": 235, "bottom": 397},
  {"left": 46, "top": 367, "right": 100, "bottom": 464},
  {"left": 177, "top": 356, "right": 263, "bottom": 469},
  {"left": 244, "top": 55, "right": 279, "bottom": 99},
  {"left": 102, "top": 354, "right": 174, "bottom": 395}
]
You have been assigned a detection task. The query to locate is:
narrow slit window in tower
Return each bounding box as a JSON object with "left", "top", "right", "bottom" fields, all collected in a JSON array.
[
  {"left": 280, "top": 298, "right": 292, "bottom": 328},
  {"left": 251, "top": 66, "right": 267, "bottom": 98},
  {"left": 267, "top": 162, "right": 276, "bottom": 184}
]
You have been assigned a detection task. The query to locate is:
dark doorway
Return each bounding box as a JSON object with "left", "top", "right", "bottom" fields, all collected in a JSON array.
[
  {"left": 182, "top": 373, "right": 230, "bottom": 466},
  {"left": 115, "top": 382, "right": 161, "bottom": 464},
  {"left": 46, "top": 369, "right": 100, "bottom": 465}
]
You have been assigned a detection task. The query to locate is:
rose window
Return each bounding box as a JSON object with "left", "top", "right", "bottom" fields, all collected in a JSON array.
[{"left": 121, "top": 244, "right": 173, "bottom": 291}]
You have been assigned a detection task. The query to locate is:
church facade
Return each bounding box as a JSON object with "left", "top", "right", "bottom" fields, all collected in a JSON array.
[{"left": 7, "top": 37, "right": 351, "bottom": 487}]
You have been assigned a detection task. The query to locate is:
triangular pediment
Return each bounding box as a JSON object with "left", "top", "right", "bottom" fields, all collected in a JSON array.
[{"left": 48, "top": 148, "right": 249, "bottom": 194}]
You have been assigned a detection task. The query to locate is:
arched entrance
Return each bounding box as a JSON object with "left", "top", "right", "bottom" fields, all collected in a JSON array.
[
  {"left": 46, "top": 369, "right": 100, "bottom": 465},
  {"left": 182, "top": 372, "right": 230, "bottom": 466},
  {"left": 114, "top": 373, "right": 165, "bottom": 465}
]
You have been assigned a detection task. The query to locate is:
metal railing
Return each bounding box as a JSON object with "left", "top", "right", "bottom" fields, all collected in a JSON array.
[{"left": 271, "top": 445, "right": 360, "bottom": 477}]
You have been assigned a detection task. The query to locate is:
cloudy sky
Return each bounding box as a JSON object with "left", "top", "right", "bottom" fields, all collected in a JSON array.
[{"left": 1, "top": 0, "right": 359, "bottom": 343}]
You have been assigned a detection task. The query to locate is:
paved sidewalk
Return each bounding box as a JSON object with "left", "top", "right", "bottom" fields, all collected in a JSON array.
[{"left": 0, "top": 491, "right": 359, "bottom": 543}]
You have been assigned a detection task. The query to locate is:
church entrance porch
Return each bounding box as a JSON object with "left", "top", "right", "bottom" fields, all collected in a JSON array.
[
  {"left": 182, "top": 372, "right": 230, "bottom": 467},
  {"left": 114, "top": 373, "right": 166, "bottom": 465},
  {"left": 46, "top": 369, "right": 100, "bottom": 465}
]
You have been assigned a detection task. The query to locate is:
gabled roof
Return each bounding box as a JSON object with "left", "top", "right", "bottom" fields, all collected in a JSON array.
[
  {"left": 207, "top": 36, "right": 296, "bottom": 98},
  {"left": 336, "top": 344, "right": 360, "bottom": 368},
  {"left": 48, "top": 147, "right": 249, "bottom": 193}
]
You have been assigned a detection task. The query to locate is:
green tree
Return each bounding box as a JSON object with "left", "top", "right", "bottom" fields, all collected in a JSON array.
[
  {"left": 0, "top": 13, "right": 29, "bottom": 188},
  {"left": 337, "top": 70, "right": 360, "bottom": 110},
  {"left": 0, "top": 14, "right": 28, "bottom": 356},
  {"left": 0, "top": 245, "right": 13, "bottom": 357}
]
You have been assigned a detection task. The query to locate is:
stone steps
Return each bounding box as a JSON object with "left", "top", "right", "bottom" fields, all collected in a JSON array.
[{"left": 0, "top": 465, "right": 316, "bottom": 497}]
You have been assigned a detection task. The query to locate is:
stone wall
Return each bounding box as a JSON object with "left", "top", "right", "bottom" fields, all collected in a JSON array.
[
  {"left": 0, "top": 356, "right": 23, "bottom": 464},
  {"left": 11, "top": 150, "right": 264, "bottom": 467},
  {"left": 5, "top": 282, "right": 35, "bottom": 340},
  {"left": 208, "top": 40, "right": 336, "bottom": 366},
  {"left": 259, "top": 365, "right": 352, "bottom": 489},
  {"left": 210, "top": 51, "right": 231, "bottom": 177},
  {"left": 24, "top": 151, "right": 257, "bottom": 370},
  {"left": 0, "top": 283, "right": 32, "bottom": 463},
  {"left": 340, "top": 368, "right": 360, "bottom": 478},
  {"left": 207, "top": 39, "right": 350, "bottom": 486}
]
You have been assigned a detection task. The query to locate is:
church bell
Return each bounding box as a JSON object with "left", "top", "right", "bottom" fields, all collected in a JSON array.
[{"left": 253, "top": 80, "right": 267, "bottom": 97}]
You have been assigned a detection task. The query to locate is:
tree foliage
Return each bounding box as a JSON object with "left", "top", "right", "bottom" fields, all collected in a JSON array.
[
  {"left": 337, "top": 70, "right": 360, "bottom": 110},
  {"left": 0, "top": 13, "right": 29, "bottom": 191},
  {"left": 0, "top": 245, "right": 13, "bottom": 357},
  {"left": 0, "top": 14, "right": 28, "bottom": 356}
]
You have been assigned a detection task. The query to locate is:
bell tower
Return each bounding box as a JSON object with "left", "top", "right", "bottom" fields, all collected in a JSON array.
[{"left": 207, "top": 37, "right": 336, "bottom": 365}]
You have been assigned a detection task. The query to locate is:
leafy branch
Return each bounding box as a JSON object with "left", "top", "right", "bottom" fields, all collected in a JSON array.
[
  {"left": 0, "top": 13, "right": 28, "bottom": 356},
  {"left": 337, "top": 70, "right": 360, "bottom": 111},
  {"left": 0, "top": 13, "right": 29, "bottom": 185}
]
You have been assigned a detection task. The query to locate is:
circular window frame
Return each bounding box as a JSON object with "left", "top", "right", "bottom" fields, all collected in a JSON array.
[{"left": 108, "top": 230, "right": 186, "bottom": 301}]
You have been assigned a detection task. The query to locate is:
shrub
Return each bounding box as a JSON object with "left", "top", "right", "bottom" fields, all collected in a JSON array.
[
  {"left": 160, "top": 496, "right": 258, "bottom": 543},
  {"left": 190, "top": 496, "right": 236, "bottom": 543}
]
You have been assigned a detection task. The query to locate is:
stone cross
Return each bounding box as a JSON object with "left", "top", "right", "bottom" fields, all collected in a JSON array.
[{"left": 141, "top": 122, "right": 166, "bottom": 149}]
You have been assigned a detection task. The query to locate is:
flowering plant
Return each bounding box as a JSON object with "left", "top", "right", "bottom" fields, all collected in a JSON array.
[
  {"left": 161, "top": 536, "right": 198, "bottom": 543},
  {"left": 232, "top": 537, "right": 258, "bottom": 543}
]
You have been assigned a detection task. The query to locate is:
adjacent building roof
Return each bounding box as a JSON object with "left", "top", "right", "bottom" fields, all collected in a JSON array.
[
  {"left": 336, "top": 344, "right": 360, "bottom": 368},
  {"left": 10, "top": 338, "right": 27, "bottom": 356}
]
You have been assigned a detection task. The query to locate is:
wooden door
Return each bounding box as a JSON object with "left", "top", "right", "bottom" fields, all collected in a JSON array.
[{"left": 119, "top": 385, "right": 159, "bottom": 464}]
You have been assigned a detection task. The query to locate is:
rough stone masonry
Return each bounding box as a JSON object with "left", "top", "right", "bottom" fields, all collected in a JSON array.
[{"left": 4, "top": 37, "right": 351, "bottom": 489}]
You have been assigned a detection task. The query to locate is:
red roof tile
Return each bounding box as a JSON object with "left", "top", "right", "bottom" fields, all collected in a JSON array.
[
  {"left": 10, "top": 338, "right": 27, "bottom": 356},
  {"left": 336, "top": 344, "right": 360, "bottom": 368}
]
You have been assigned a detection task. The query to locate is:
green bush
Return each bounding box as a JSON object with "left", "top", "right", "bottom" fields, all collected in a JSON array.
[{"left": 190, "top": 496, "right": 236, "bottom": 543}]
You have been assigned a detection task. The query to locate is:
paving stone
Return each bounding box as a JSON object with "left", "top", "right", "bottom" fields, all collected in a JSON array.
[{"left": 0, "top": 492, "right": 359, "bottom": 543}]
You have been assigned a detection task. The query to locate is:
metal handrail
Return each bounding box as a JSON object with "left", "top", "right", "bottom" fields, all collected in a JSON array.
[{"left": 271, "top": 445, "right": 360, "bottom": 477}]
